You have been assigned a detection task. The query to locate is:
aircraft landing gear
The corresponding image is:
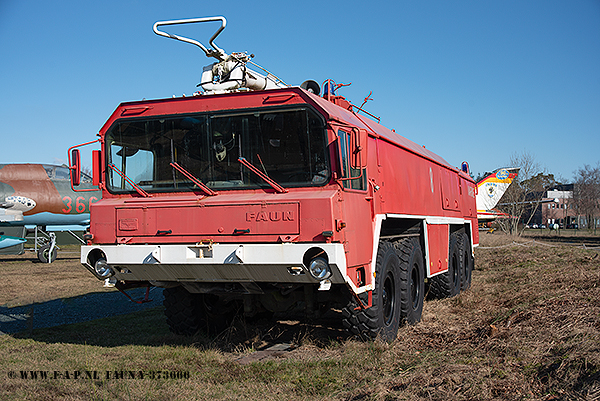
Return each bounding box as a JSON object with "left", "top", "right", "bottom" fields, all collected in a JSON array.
[
  {"left": 29, "top": 229, "right": 59, "bottom": 263},
  {"left": 36, "top": 232, "right": 57, "bottom": 263},
  {"left": 38, "top": 243, "right": 57, "bottom": 263}
]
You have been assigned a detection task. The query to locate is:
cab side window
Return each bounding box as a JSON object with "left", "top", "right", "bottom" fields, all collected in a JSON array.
[{"left": 338, "top": 130, "right": 366, "bottom": 191}]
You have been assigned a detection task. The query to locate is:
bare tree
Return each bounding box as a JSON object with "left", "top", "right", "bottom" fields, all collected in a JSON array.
[
  {"left": 496, "top": 151, "right": 556, "bottom": 236},
  {"left": 572, "top": 163, "right": 600, "bottom": 234}
]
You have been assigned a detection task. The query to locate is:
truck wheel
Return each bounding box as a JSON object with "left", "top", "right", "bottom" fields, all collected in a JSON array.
[
  {"left": 198, "top": 294, "right": 241, "bottom": 334},
  {"left": 37, "top": 244, "right": 57, "bottom": 263},
  {"left": 163, "top": 286, "right": 203, "bottom": 336},
  {"left": 396, "top": 237, "right": 425, "bottom": 325},
  {"left": 163, "top": 287, "right": 240, "bottom": 336},
  {"left": 460, "top": 233, "right": 473, "bottom": 291},
  {"left": 342, "top": 241, "right": 402, "bottom": 342},
  {"left": 429, "top": 232, "right": 462, "bottom": 298}
]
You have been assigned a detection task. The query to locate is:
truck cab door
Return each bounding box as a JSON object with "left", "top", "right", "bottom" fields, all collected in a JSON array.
[{"left": 335, "top": 128, "right": 373, "bottom": 276}]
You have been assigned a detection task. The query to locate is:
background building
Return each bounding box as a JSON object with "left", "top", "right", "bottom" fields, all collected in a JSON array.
[{"left": 542, "top": 185, "right": 577, "bottom": 228}]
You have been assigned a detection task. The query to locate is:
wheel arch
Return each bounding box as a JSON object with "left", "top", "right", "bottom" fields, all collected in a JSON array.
[
  {"left": 374, "top": 214, "right": 426, "bottom": 273},
  {"left": 375, "top": 214, "right": 474, "bottom": 279}
]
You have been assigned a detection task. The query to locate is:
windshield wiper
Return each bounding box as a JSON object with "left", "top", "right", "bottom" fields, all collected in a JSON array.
[
  {"left": 238, "top": 157, "right": 288, "bottom": 193},
  {"left": 170, "top": 162, "right": 218, "bottom": 196},
  {"left": 108, "top": 163, "right": 151, "bottom": 197}
]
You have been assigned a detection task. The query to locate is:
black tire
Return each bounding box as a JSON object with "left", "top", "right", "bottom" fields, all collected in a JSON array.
[
  {"left": 342, "top": 241, "right": 402, "bottom": 342},
  {"left": 396, "top": 237, "right": 425, "bottom": 325},
  {"left": 429, "top": 232, "right": 462, "bottom": 298},
  {"left": 37, "top": 244, "right": 57, "bottom": 263},
  {"left": 163, "top": 287, "right": 240, "bottom": 336},
  {"left": 198, "top": 294, "right": 241, "bottom": 334},
  {"left": 460, "top": 233, "right": 473, "bottom": 291},
  {"left": 163, "top": 286, "right": 203, "bottom": 336}
]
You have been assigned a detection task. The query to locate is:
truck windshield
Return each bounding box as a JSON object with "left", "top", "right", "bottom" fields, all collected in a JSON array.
[{"left": 105, "top": 108, "right": 329, "bottom": 193}]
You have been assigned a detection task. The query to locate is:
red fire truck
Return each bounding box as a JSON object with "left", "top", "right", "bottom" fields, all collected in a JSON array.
[{"left": 69, "top": 17, "right": 478, "bottom": 341}]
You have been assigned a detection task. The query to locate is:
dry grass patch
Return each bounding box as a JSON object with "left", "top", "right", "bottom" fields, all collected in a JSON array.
[
  {"left": 0, "top": 247, "right": 107, "bottom": 307},
  {"left": 1, "top": 234, "right": 599, "bottom": 400}
]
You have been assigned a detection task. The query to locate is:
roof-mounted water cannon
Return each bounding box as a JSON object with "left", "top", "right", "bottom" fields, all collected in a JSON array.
[
  {"left": 153, "top": 16, "right": 287, "bottom": 94},
  {"left": 153, "top": 16, "right": 229, "bottom": 61}
]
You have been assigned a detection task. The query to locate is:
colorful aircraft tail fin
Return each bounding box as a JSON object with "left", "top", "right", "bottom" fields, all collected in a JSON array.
[{"left": 476, "top": 167, "right": 520, "bottom": 212}]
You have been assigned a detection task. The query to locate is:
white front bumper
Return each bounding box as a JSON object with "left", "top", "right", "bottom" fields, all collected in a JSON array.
[{"left": 81, "top": 243, "right": 348, "bottom": 284}]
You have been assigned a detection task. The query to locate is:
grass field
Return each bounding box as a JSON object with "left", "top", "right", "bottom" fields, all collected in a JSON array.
[
  {"left": 0, "top": 245, "right": 103, "bottom": 307},
  {"left": 1, "top": 235, "right": 599, "bottom": 400}
]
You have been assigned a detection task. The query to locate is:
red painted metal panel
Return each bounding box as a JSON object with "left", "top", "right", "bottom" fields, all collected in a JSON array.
[
  {"left": 116, "top": 202, "right": 299, "bottom": 237},
  {"left": 89, "top": 201, "right": 115, "bottom": 244},
  {"left": 440, "top": 168, "right": 461, "bottom": 211},
  {"left": 472, "top": 220, "right": 480, "bottom": 246},
  {"left": 375, "top": 138, "right": 444, "bottom": 217},
  {"left": 90, "top": 188, "right": 340, "bottom": 244},
  {"left": 339, "top": 189, "right": 374, "bottom": 268},
  {"left": 426, "top": 224, "right": 449, "bottom": 276}
]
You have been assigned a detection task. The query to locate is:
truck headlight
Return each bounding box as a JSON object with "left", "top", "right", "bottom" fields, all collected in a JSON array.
[
  {"left": 308, "top": 257, "right": 331, "bottom": 280},
  {"left": 94, "top": 258, "right": 113, "bottom": 278}
]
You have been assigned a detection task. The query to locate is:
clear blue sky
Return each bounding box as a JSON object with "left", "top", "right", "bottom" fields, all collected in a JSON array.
[{"left": 1, "top": 0, "right": 599, "bottom": 181}]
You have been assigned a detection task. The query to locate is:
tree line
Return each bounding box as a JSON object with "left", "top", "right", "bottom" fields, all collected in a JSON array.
[{"left": 572, "top": 163, "right": 600, "bottom": 234}]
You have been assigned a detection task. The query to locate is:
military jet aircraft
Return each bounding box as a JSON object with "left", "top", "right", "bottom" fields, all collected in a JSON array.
[{"left": 0, "top": 163, "right": 100, "bottom": 262}]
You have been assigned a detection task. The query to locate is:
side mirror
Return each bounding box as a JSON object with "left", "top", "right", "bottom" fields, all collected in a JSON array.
[
  {"left": 92, "top": 150, "right": 101, "bottom": 186},
  {"left": 350, "top": 128, "right": 367, "bottom": 169},
  {"left": 67, "top": 139, "right": 101, "bottom": 191},
  {"left": 70, "top": 149, "right": 81, "bottom": 186}
]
